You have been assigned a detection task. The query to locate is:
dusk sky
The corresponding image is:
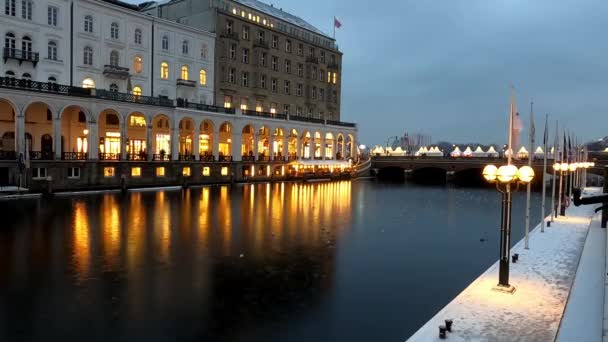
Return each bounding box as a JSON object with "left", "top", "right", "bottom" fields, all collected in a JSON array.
[{"left": 133, "top": 0, "right": 608, "bottom": 146}]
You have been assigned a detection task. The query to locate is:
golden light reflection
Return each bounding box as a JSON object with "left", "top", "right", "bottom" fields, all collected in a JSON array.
[
  {"left": 154, "top": 191, "right": 171, "bottom": 263},
  {"left": 127, "top": 192, "right": 145, "bottom": 271},
  {"left": 73, "top": 201, "right": 90, "bottom": 282},
  {"left": 219, "top": 185, "right": 232, "bottom": 255},
  {"left": 101, "top": 194, "right": 121, "bottom": 265}
]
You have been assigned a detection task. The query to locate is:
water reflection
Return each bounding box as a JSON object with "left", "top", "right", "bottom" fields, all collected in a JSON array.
[{"left": 0, "top": 181, "right": 545, "bottom": 342}]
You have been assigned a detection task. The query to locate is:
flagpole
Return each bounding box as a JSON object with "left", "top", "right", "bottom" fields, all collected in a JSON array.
[
  {"left": 508, "top": 87, "right": 514, "bottom": 165},
  {"left": 557, "top": 130, "right": 565, "bottom": 216},
  {"left": 524, "top": 102, "right": 533, "bottom": 249},
  {"left": 333, "top": 16, "right": 336, "bottom": 39},
  {"left": 550, "top": 121, "right": 558, "bottom": 221},
  {"left": 541, "top": 113, "right": 548, "bottom": 232}
]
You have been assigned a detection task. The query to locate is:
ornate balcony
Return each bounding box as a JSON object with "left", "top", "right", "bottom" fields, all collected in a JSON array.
[
  {"left": 62, "top": 152, "right": 88, "bottom": 160},
  {"left": 176, "top": 79, "right": 196, "bottom": 87},
  {"left": 242, "top": 155, "right": 255, "bottom": 162},
  {"left": 3, "top": 48, "right": 39, "bottom": 66},
  {"left": 218, "top": 155, "right": 232, "bottom": 162},
  {"left": 178, "top": 154, "right": 195, "bottom": 161},
  {"left": 99, "top": 153, "right": 120, "bottom": 160},
  {"left": 176, "top": 98, "right": 235, "bottom": 114},
  {"left": 253, "top": 40, "right": 269, "bottom": 49},
  {"left": 220, "top": 31, "right": 240, "bottom": 41},
  {"left": 103, "top": 65, "right": 130, "bottom": 79},
  {"left": 199, "top": 154, "right": 215, "bottom": 162},
  {"left": 152, "top": 153, "right": 171, "bottom": 161},
  {"left": 305, "top": 56, "right": 319, "bottom": 64}
]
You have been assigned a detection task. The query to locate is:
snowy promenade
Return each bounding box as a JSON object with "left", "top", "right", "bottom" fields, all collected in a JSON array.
[{"left": 407, "top": 189, "right": 600, "bottom": 342}]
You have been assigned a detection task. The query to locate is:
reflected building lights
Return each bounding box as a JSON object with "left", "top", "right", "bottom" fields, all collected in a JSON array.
[{"left": 72, "top": 201, "right": 90, "bottom": 283}]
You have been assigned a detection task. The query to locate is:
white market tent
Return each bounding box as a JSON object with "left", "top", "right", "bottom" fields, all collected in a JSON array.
[
  {"left": 472, "top": 146, "right": 485, "bottom": 157},
  {"left": 463, "top": 146, "right": 473, "bottom": 157},
  {"left": 517, "top": 146, "right": 529, "bottom": 159},
  {"left": 450, "top": 146, "right": 462, "bottom": 157},
  {"left": 414, "top": 146, "right": 428, "bottom": 156},
  {"left": 386, "top": 147, "right": 394, "bottom": 155},
  {"left": 486, "top": 146, "right": 499, "bottom": 157},
  {"left": 534, "top": 146, "right": 544, "bottom": 158},
  {"left": 426, "top": 146, "right": 443, "bottom": 157},
  {"left": 372, "top": 146, "right": 385, "bottom": 155},
  {"left": 391, "top": 146, "right": 406, "bottom": 156}
]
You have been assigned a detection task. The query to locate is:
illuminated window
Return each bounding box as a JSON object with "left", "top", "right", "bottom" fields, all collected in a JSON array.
[
  {"left": 134, "top": 56, "right": 142, "bottom": 73},
  {"left": 270, "top": 103, "right": 276, "bottom": 114},
  {"left": 255, "top": 102, "right": 262, "bottom": 112},
  {"left": 104, "top": 167, "right": 115, "bottom": 177},
  {"left": 129, "top": 115, "right": 146, "bottom": 127},
  {"left": 132, "top": 86, "right": 142, "bottom": 96},
  {"left": 327, "top": 71, "right": 331, "bottom": 83},
  {"left": 131, "top": 167, "right": 141, "bottom": 177},
  {"left": 182, "top": 167, "right": 191, "bottom": 177},
  {"left": 82, "top": 78, "right": 95, "bottom": 89},
  {"left": 202, "top": 167, "right": 211, "bottom": 176},
  {"left": 156, "top": 167, "right": 165, "bottom": 177},
  {"left": 332, "top": 72, "right": 337, "bottom": 84},
  {"left": 240, "top": 98, "right": 247, "bottom": 110},
  {"left": 160, "top": 62, "right": 169, "bottom": 79},
  {"left": 181, "top": 65, "right": 188, "bottom": 80},
  {"left": 224, "top": 95, "right": 232, "bottom": 108},
  {"left": 199, "top": 69, "right": 207, "bottom": 85},
  {"left": 232, "top": 8, "right": 236, "bottom": 14}
]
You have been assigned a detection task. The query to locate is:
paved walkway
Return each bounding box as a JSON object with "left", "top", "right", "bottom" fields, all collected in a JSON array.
[{"left": 407, "top": 190, "right": 599, "bottom": 342}]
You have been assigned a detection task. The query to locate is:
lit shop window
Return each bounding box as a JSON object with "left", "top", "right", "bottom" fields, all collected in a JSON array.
[
  {"left": 182, "top": 167, "right": 191, "bottom": 177},
  {"left": 221, "top": 167, "right": 229, "bottom": 176},
  {"left": 132, "top": 86, "right": 142, "bottom": 96},
  {"left": 131, "top": 167, "right": 141, "bottom": 177},
  {"left": 104, "top": 167, "right": 115, "bottom": 177},
  {"left": 156, "top": 167, "right": 165, "bottom": 177},
  {"left": 202, "top": 167, "right": 211, "bottom": 176}
]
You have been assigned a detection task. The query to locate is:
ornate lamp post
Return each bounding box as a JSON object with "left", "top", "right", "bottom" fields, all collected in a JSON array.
[{"left": 482, "top": 163, "right": 535, "bottom": 291}]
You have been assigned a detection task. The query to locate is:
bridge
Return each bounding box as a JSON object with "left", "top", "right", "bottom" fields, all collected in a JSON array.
[{"left": 370, "top": 156, "right": 606, "bottom": 184}]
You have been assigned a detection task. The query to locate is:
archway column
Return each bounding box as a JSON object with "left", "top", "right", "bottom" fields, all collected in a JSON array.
[
  {"left": 120, "top": 119, "right": 127, "bottom": 160},
  {"left": 16, "top": 114, "right": 25, "bottom": 157},
  {"left": 170, "top": 126, "right": 178, "bottom": 160},
  {"left": 268, "top": 126, "right": 275, "bottom": 159},
  {"left": 253, "top": 133, "right": 259, "bottom": 157},
  {"left": 320, "top": 131, "right": 326, "bottom": 160},
  {"left": 231, "top": 132, "right": 241, "bottom": 161},
  {"left": 193, "top": 124, "right": 200, "bottom": 160},
  {"left": 282, "top": 134, "right": 287, "bottom": 161},
  {"left": 295, "top": 136, "right": 300, "bottom": 160},
  {"left": 212, "top": 126, "right": 220, "bottom": 160},
  {"left": 89, "top": 121, "right": 98, "bottom": 159},
  {"left": 146, "top": 124, "right": 152, "bottom": 161},
  {"left": 53, "top": 117, "right": 61, "bottom": 159}
]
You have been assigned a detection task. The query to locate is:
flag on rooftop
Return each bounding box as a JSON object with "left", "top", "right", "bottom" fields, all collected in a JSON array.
[{"left": 334, "top": 17, "right": 342, "bottom": 28}]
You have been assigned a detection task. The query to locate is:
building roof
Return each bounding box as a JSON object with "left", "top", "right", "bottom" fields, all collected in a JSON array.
[{"left": 232, "top": 0, "right": 332, "bottom": 39}]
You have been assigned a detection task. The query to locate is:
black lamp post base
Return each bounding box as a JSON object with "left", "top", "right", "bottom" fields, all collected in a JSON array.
[{"left": 492, "top": 284, "right": 516, "bottom": 294}]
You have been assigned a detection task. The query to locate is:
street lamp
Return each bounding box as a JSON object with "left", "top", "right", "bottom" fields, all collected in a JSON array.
[{"left": 482, "top": 163, "right": 535, "bottom": 292}]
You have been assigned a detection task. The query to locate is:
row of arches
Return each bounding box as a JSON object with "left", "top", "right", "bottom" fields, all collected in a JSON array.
[{"left": 0, "top": 98, "right": 356, "bottom": 161}]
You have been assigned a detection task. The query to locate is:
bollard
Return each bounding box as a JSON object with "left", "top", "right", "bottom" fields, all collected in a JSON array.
[
  {"left": 512, "top": 253, "right": 519, "bottom": 263},
  {"left": 547, "top": 221, "right": 551, "bottom": 227},
  {"left": 445, "top": 319, "right": 453, "bottom": 332},
  {"left": 439, "top": 325, "right": 447, "bottom": 339}
]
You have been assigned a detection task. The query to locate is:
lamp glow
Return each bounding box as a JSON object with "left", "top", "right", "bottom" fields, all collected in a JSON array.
[
  {"left": 560, "top": 163, "right": 569, "bottom": 172},
  {"left": 553, "top": 163, "right": 561, "bottom": 171},
  {"left": 482, "top": 164, "right": 498, "bottom": 182},
  {"left": 497, "top": 165, "right": 518, "bottom": 183},
  {"left": 517, "top": 166, "right": 535, "bottom": 183},
  {"left": 569, "top": 163, "right": 577, "bottom": 172}
]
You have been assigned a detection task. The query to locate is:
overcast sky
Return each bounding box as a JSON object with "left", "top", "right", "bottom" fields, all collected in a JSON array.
[{"left": 133, "top": 0, "right": 608, "bottom": 146}]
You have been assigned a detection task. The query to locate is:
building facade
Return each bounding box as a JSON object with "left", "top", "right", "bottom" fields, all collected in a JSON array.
[
  {"left": 0, "top": 0, "right": 357, "bottom": 189},
  {"left": 145, "top": 0, "right": 343, "bottom": 121}
]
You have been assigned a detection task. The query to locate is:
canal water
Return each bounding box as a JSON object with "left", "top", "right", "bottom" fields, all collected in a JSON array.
[{"left": 0, "top": 181, "right": 548, "bottom": 341}]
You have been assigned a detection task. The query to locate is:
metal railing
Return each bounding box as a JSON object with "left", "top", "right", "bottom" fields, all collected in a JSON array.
[
  {"left": 242, "top": 110, "right": 287, "bottom": 120},
  {"left": 258, "top": 156, "right": 270, "bottom": 162},
  {"left": 326, "top": 119, "right": 356, "bottom": 128},
  {"left": 99, "top": 153, "right": 120, "bottom": 160},
  {"left": 103, "top": 64, "right": 130, "bottom": 78},
  {"left": 176, "top": 98, "right": 236, "bottom": 114},
  {"left": 288, "top": 155, "right": 298, "bottom": 161},
  {"left": 152, "top": 153, "right": 171, "bottom": 161},
  {"left": 176, "top": 79, "right": 196, "bottom": 87},
  {"left": 218, "top": 155, "right": 232, "bottom": 162},
  {"left": 96, "top": 89, "right": 174, "bottom": 107},
  {"left": 0, "top": 151, "right": 16, "bottom": 160},
  {"left": 28, "top": 150, "right": 54, "bottom": 160},
  {"left": 3, "top": 48, "right": 39, "bottom": 64},
  {"left": 242, "top": 155, "right": 255, "bottom": 162},
  {"left": 273, "top": 156, "right": 285, "bottom": 162},
  {"left": 200, "top": 155, "right": 215, "bottom": 162},
  {"left": 221, "top": 31, "right": 240, "bottom": 41},
  {"left": 126, "top": 153, "right": 147, "bottom": 161},
  {"left": 178, "top": 154, "right": 195, "bottom": 161},
  {"left": 290, "top": 116, "right": 325, "bottom": 124},
  {"left": 62, "top": 152, "right": 88, "bottom": 160}
]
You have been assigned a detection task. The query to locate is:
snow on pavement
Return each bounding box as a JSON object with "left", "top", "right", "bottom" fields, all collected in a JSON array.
[{"left": 406, "top": 189, "right": 600, "bottom": 342}]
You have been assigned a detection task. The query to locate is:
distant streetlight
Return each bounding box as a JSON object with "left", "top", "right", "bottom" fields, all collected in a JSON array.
[{"left": 482, "top": 163, "right": 535, "bottom": 291}]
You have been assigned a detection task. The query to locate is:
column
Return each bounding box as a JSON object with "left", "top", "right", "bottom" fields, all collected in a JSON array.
[
  {"left": 341, "top": 134, "right": 346, "bottom": 159},
  {"left": 193, "top": 125, "right": 200, "bottom": 160},
  {"left": 320, "top": 131, "right": 326, "bottom": 160},
  {"left": 268, "top": 127, "right": 275, "bottom": 160},
  {"left": 146, "top": 124, "right": 152, "bottom": 161},
  {"left": 120, "top": 119, "right": 127, "bottom": 160},
  {"left": 53, "top": 117, "right": 61, "bottom": 159},
  {"left": 89, "top": 121, "right": 98, "bottom": 160},
  {"left": 212, "top": 126, "right": 220, "bottom": 160},
  {"left": 282, "top": 134, "right": 287, "bottom": 161},
  {"left": 231, "top": 133, "right": 242, "bottom": 161},
  {"left": 16, "top": 114, "right": 25, "bottom": 158},
  {"left": 295, "top": 136, "right": 300, "bottom": 160},
  {"left": 253, "top": 133, "right": 259, "bottom": 157},
  {"left": 171, "top": 126, "right": 179, "bottom": 160}
]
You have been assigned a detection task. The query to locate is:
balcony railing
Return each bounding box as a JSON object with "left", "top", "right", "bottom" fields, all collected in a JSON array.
[
  {"left": 176, "top": 79, "right": 196, "bottom": 87},
  {"left": 288, "top": 155, "right": 298, "bottom": 161},
  {"left": 3, "top": 48, "right": 39, "bottom": 66},
  {"left": 327, "top": 62, "right": 340, "bottom": 70},
  {"left": 63, "top": 152, "right": 88, "bottom": 160},
  {"left": 273, "top": 156, "right": 285, "bottom": 162},
  {"left": 242, "top": 110, "right": 287, "bottom": 120},
  {"left": 0, "top": 76, "right": 174, "bottom": 108},
  {"left": 290, "top": 116, "right": 325, "bottom": 124},
  {"left": 178, "top": 154, "right": 195, "bottom": 161},
  {"left": 28, "top": 150, "right": 54, "bottom": 160},
  {"left": 326, "top": 119, "right": 356, "bottom": 128},
  {"left": 218, "top": 155, "right": 232, "bottom": 162},
  {"left": 176, "top": 98, "right": 236, "bottom": 114},
  {"left": 242, "top": 155, "right": 255, "bottom": 162},
  {"left": 305, "top": 56, "right": 319, "bottom": 64},
  {"left": 258, "top": 155, "right": 270, "bottom": 162},
  {"left": 314, "top": 156, "right": 323, "bottom": 160},
  {"left": 103, "top": 64, "right": 130, "bottom": 79},
  {"left": 153, "top": 153, "right": 171, "bottom": 161},
  {"left": 200, "top": 154, "right": 215, "bottom": 162},
  {"left": 99, "top": 153, "right": 120, "bottom": 160},
  {"left": 96, "top": 89, "right": 174, "bottom": 107},
  {"left": 220, "top": 31, "right": 240, "bottom": 41},
  {"left": 0, "top": 150, "right": 16, "bottom": 160},
  {"left": 126, "top": 153, "right": 147, "bottom": 161},
  {"left": 253, "top": 40, "right": 269, "bottom": 49}
]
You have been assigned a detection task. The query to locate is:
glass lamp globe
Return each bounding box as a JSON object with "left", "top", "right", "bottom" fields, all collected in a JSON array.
[
  {"left": 560, "top": 163, "right": 569, "bottom": 172},
  {"left": 497, "top": 164, "right": 518, "bottom": 183},
  {"left": 517, "top": 166, "right": 535, "bottom": 183},
  {"left": 553, "top": 163, "right": 561, "bottom": 171},
  {"left": 482, "top": 164, "right": 498, "bottom": 183}
]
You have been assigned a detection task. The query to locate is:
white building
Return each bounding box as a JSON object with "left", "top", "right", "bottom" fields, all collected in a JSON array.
[{"left": 1, "top": 0, "right": 214, "bottom": 104}]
